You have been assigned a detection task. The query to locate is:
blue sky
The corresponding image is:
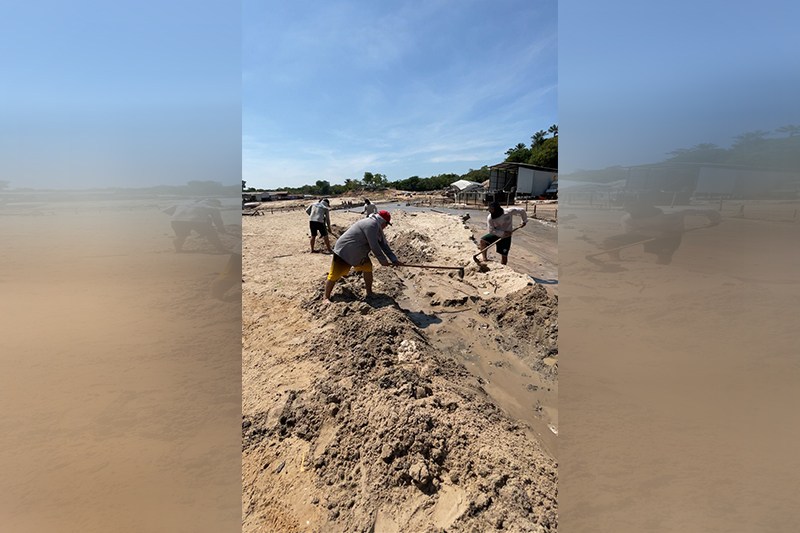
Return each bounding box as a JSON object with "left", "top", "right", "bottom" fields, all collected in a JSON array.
[
  {"left": 559, "top": 1, "right": 800, "bottom": 174},
  {"left": 242, "top": 0, "right": 557, "bottom": 189},
  {"left": 0, "top": 1, "right": 240, "bottom": 189}
]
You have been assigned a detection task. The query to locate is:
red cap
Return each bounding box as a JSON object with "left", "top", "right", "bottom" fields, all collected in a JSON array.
[{"left": 378, "top": 211, "right": 391, "bottom": 225}]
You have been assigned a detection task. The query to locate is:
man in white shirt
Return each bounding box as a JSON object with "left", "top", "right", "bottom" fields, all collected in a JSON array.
[
  {"left": 480, "top": 201, "right": 527, "bottom": 265},
  {"left": 306, "top": 198, "right": 333, "bottom": 253},
  {"left": 363, "top": 198, "right": 378, "bottom": 216},
  {"left": 162, "top": 198, "right": 229, "bottom": 253},
  {"left": 602, "top": 201, "right": 722, "bottom": 264}
]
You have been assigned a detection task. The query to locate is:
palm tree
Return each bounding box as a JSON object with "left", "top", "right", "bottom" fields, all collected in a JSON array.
[
  {"left": 507, "top": 143, "right": 527, "bottom": 156},
  {"left": 531, "top": 131, "right": 547, "bottom": 148},
  {"left": 548, "top": 124, "right": 558, "bottom": 136},
  {"left": 775, "top": 124, "right": 800, "bottom": 137},
  {"left": 732, "top": 130, "right": 770, "bottom": 147},
  {"left": 666, "top": 148, "right": 690, "bottom": 156},
  {"left": 692, "top": 143, "right": 719, "bottom": 151}
]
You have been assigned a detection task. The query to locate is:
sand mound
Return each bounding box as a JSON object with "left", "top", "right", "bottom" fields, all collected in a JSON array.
[
  {"left": 390, "top": 230, "right": 435, "bottom": 263},
  {"left": 478, "top": 285, "right": 558, "bottom": 380},
  {"left": 243, "top": 302, "right": 556, "bottom": 532},
  {"left": 243, "top": 209, "right": 557, "bottom": 533}
]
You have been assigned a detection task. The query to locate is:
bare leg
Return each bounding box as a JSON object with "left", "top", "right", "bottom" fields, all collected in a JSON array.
[
  {"left": 209, "top": 279, "right": 237, "bottom": 300},
  {"left": 206, "top": 232, "right": 231, "bottom": 253},
  {"left": 173, "top": 235, "right": 188, "bottom": 252},
  {"left": 323, "top": 235, "right": 332, "bottom": 253},
  {"left": 501, "top": 255, "right": 508, "bottom": 265},
  {"left": 310, "top": 235, "right": 316, "bottom": 252},
  {"left": 363, "top": 271, "right": 374, "bottom": 296},
  {"left": 480, "top": 239, "right": 489, "bottom": 261},
  {"left": 324, "top": 278, "right": 336, "bottom": 301}
]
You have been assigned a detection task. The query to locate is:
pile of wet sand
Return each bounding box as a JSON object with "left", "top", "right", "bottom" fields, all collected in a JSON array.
[
  {"left": 478, "top": 285, "right": 558, "bottom": 380},
  {"left": 389, "top": 230, "right": 435, "bottom": 263},
  {"left": 243, "top": 210, "right": 558, "bottom": 533},
  {"left": 244, "top": 286, "right": 557, "bottom": 532}
]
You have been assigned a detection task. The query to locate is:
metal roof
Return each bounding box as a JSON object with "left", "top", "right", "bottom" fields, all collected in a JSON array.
[
  {"left": 489, "top": 162, "right": 558, "bottom": 172},
  {"left": 627, "top": 162, "right": 793, "bottom": 173}
]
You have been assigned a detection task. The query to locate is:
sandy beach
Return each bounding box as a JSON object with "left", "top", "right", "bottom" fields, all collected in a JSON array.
[
  {"left": 0, "top": 198, "right": 242, "bottom": 532},
  {"left": 559, "top": 200, "right": 800, "bottom": 531},
  {"left": 242, "top": 207, "right": 558, "bottom": 532}
]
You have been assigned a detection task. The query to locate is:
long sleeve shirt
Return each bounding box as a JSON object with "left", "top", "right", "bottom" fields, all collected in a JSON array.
[
  {"left": 621, "top": 209, "right": 721, "bottom": 237},
  {"left": 487, "top": 207, "right": 528, "bottom": 237},
  {"left": 164, "top": 202, "right": 225, "bottom": 230},
  {"left": 306, "top": 202, "right": 331, "bottom": 226},
  {"left": 333, "top": 214, "right": 398, "bottom": 266}
]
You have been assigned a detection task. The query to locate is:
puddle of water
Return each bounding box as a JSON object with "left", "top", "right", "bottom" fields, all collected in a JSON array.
[{"left": 396, "top": 277, "right": 558, "bottom": 458}]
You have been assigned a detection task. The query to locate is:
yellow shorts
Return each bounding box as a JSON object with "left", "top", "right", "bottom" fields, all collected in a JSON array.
[
  {"left": 327, "top": 256, "right": 372, "bottom": 281},
  {"left": 216, "top": 254, "right": 243, "bottom": 281}
]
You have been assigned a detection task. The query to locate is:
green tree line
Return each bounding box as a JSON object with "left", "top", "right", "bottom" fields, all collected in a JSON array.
[
  {"left": 503, "top": 124, "right": 558, "bottom": 168},
  {"left": 664, "top": 125, "right": 800, "bottom": 168},
  {"left": 562, "top": 125, "right": 800, "bottom": 184},
  {"left": 250, "top": 126, "right": 559, "bottom": 194},
  {"left": 252, "top": 169, "right": 491, "bottom": 195}
]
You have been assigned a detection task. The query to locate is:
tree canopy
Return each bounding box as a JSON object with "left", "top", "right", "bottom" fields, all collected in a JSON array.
[
  {"left": 263, "top": 125, "right": 558, "bottom": 194},
  {"left": 503, "top": 124, "right": 558, "bottom": 168},
  {"left": 664, "top": 127, "right": 800, "bottom": 169},
  {"left": 563, "top": 125, "right": 800, "bottom": 184}
]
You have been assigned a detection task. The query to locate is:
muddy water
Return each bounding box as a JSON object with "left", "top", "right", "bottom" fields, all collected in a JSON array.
[{"left": 396, "top": 279, "right": 558, "bottom": 459}]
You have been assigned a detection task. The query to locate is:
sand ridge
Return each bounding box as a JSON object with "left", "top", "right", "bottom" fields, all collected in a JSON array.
[{"left": 243, "top": 208, "right": 558, "bottom": 533}]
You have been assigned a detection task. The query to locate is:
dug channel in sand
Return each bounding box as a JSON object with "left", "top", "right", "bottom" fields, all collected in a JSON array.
[{"left": 242, "top": 207, "right": 558, "bottom": 533}]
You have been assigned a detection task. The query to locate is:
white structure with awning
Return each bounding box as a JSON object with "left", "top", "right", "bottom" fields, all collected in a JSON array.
[{"left": 448, "top": 179, "right": 483, "bottom": 192}]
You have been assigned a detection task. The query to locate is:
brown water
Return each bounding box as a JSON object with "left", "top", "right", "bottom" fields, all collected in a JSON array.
[{"left": 396, "top": 279, "right": 558, "bottom": 458}]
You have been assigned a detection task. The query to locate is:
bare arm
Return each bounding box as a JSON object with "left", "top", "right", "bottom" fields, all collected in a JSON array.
[{"left": 211, "top": 209, "right": 225, "bottom": 231}]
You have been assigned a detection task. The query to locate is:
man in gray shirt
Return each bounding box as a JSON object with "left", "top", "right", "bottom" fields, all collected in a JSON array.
[
  {"left": 324, "top": 211, "right": 402, "bottom": 302},
  {"left": 162, "top": 198, "right": 230, "bottom": 253}
]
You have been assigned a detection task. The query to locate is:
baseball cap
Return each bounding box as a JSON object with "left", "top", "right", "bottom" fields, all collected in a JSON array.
[{"left": 378, "top": 211, "right": 391, "bottom": 225}]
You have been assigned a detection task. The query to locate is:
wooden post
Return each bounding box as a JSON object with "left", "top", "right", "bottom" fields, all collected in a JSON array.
[
  {"left": 670, "top": 192, "right": 677, "bottom": 208},
  {"left": 718, "top": 195, "right": 724, "bottom": 212},
  {"left": 533, "top": 204, "right": 537, "bottom": 218}
]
